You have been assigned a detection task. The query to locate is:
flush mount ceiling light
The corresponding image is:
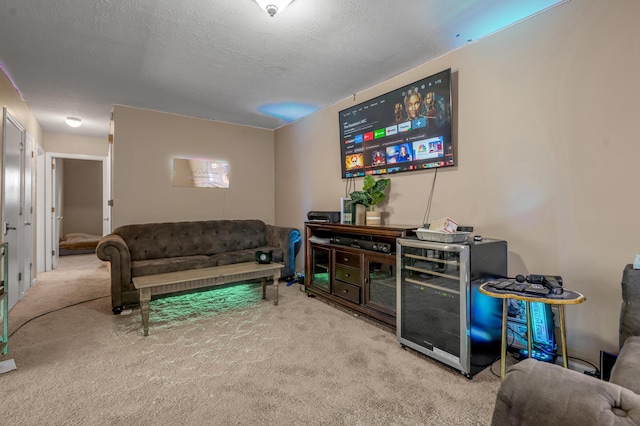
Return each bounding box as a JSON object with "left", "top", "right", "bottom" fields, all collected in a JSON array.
[
  {"left": 254, "top": 0, "right": 294, "bottom": 17},
  {"left": 65, "top": 116, "right": 82, "bottom": 128}
]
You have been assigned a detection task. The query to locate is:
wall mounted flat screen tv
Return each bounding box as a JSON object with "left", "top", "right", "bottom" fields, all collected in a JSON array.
[{"left": 339, "top": 68, "right": 453, "bottom": 179}]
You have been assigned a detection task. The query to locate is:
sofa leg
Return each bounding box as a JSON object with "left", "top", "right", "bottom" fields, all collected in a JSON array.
[{"left": 112, "top": 306, "right": 123, "bottom": 315}]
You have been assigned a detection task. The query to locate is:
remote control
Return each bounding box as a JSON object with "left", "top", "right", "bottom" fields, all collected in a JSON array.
[
  {"left": 490, "top": 279, "right": 514, "bottom": 290},
  {"left": 524, "top": 284, "right": 550, "bottom": 295},
  {"left": 507, "top": 282, "right": 529, "bottom": 292}
]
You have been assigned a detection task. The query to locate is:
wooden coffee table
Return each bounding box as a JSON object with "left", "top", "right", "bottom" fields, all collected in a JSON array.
[{"left": 133, "top": 262, "right": 283, "bottom": 336}]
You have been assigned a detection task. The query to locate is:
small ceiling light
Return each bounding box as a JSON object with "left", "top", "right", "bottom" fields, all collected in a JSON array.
[
  {"left": 254, "top": 0, "right": 294, "bottom": 17},
  {"left": 65, "top": 116, "right": 82, "bottom": 128}
]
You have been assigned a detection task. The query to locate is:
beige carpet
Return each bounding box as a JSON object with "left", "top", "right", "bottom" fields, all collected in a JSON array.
[{"left": 0, "top": 254, "right": 501, "bottom": 425}]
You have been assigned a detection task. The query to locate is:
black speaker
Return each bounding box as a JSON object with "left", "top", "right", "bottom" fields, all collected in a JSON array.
[
  {"left": 255, "top": 250, "right": 272, "bottom": 264},
  {"left": 358, "top": 240, "right": 392, "bottom": 253},
  {"left": 600, "top": 350, "right": 618, "bottom": 381}
]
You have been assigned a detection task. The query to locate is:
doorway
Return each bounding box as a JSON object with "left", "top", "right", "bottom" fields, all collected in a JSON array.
[{"left": 43, "top": 152, "right": 111, "bottom": 271}]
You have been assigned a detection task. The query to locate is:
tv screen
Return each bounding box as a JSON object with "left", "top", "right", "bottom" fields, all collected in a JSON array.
[{"left": 339, "top": 68, "right": 453, "bottom": 179}]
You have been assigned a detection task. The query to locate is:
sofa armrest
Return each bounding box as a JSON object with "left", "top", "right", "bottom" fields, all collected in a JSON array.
[
  {"left": 610, "top": 336, "right": 640, "bottom": 394},
  {"left": 492, "top": 358, "right": 640, "bottom": 426},
  {"left": 96, "top": 234, "right": 132, "bottom": 309},
  {"left": 264, "top": 225, "right": 301, "bottom": 277},
  {"left": 620, "top": 264, "right": 640, "bottom": 348}
]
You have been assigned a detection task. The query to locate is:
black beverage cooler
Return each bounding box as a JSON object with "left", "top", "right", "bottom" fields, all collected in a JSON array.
[{"left": 396, "top": 236, "right": 507, "bottom": 378}]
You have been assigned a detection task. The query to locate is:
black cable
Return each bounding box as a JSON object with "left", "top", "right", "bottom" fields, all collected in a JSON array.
[
  {"left": 506, "top": 325, "right": 599, "bottom": 374},
  {"left": 567, "top": 355, "right": 599, "bottom": 374},
  {"left": 422, "top": 168, "right": 438, "bottom": 226},
  {"left": 8, "top": 295, "right": 109, "bottom": 338},
  {"left": 490, "top": 323, "right": 601, "bottom": 379},
  {"left": 345, "top": 177, "right": 355, "bottom": 198},
  {"left": 489, "top": 323, "right": 519, "bottom": 378},
  {"left": 488, "top": 353, "right": 501, "bottom": 378}
]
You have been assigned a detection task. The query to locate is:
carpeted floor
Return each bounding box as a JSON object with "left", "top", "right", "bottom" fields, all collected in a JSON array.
[{"left": 0, "top": 254, "right": 501, "bottom": 425}]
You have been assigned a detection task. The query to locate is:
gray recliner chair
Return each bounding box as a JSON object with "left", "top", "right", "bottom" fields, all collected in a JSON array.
[{"left": 491, "top": 265, "right": 640, "bottom": 425}]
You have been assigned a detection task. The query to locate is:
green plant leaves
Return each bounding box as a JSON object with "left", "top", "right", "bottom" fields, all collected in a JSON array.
[{"left": 349, "top": 176, "right": 390, "bottom": 211}]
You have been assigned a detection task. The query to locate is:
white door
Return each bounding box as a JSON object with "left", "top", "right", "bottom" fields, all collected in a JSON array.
[
  {"left": 51, "top": 158, "right": 61, "bottom": 269},
  {"left": 2, "top": 108, "right": 25, "bottom": 309},
  {"left": 22, "top": 133, "right": 34, "bottom": 291},
  {"left": 103, "top": 143, "right": 112, "bottom": 235},
  {"left": 36, "top": 145, "right": 45, "bottom": 273}
]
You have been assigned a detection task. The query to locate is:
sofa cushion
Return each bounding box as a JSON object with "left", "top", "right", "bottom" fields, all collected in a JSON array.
[
  {"left": 609, "top": 336, "right": 640, "bottom": 394},
  {"left": 132, "top": 255, "right": 218, "bottom": 277},
  {"left": 115, "top": 220, "right": 267, "bottom": 261}
]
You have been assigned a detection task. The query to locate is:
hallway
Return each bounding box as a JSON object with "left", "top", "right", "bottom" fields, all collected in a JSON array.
[{"left": 7, "top": 254, "right": 110, "bottom": 338}]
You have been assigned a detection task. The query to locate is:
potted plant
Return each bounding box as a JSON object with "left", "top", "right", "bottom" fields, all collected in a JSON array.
[{"left": 349, "top": 175, "right": 390, "bottom": 225}]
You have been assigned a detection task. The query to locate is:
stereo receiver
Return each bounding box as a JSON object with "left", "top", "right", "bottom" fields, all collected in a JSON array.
[
  {"left": 329, "top": 236, "right": 392, "bottom": 253},
  {"left": 307, "top": 211, "right": 340, "bottom": 223}
]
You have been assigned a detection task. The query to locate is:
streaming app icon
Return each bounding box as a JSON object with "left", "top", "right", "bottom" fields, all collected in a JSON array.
[
  {"left": 374, "top": 129, "right": 385, "bottom": 139},
  {"left": 386, "top": 125, "right": 398, "bottom": 136},
  {"left": 363, "top": 132, "right": 374, "bottom": 142},
  {"left": 398, "top": 122, "right": 411, "bottom": 133},
  {"left": 355, "top": 134, "right": 363, "bottom": 144},
  {"left": 412, "top": 118, "right": 426, "bottom": 129}
]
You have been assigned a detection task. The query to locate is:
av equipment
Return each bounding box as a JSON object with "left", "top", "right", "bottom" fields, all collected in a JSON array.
[
  {"left": 397, "top": 237, "right": 507, "bottom": 378},
  {"left": 307, "top": 211, "right": 340, "bottom": 223},
  {"left": 255, "top": 250, "right": 272, "bottom": 264},
  {"left": 600, "top": 350, "right": 618, "bottom": 381},
  {"left": 506, "top": 299, "right": 557, "bottom": 362},
  {"left": 358, "top": 240, "right": 392, "bottom": 253},
  {"left": 329, "top": 236, "right": 356, "bottom": 246},
  {"left": 329, "top": 236, "right": 392, "bottom": 253}
]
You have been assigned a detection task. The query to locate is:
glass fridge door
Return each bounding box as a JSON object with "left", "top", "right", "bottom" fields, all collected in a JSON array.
[{"left": 397, "top": 240, "right": 468, "bottom": 365}]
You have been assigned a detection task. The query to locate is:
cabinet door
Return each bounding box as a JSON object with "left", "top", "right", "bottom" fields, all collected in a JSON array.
[
  {"left": 309, "top": 245, "right": 331, "bottom": 293},
  {"left": 364, "top": 255, "right": 396, "bottom": 316},
  {"left": 399, "top": 244, "right": 463, "bottom": 358}
]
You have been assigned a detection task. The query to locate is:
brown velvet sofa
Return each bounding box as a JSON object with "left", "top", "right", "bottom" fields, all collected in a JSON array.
[
  {"left": 96, "top": 219, "right": 301, "bottom": 314},
  {"left": 491, "top": 264, "right": 640, "bottom": 425}
]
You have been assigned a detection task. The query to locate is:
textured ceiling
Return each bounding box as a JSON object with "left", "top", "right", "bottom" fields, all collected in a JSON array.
[{"left": 0, "top": 0, "right": 566, "bottom": 138}]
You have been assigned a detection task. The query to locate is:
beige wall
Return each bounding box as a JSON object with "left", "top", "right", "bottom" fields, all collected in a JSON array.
[
  {"left": 0, "top": 69, "right": 43, "bottom": 148},
  {"left": 44, "top": 132, "right": 109, "bottom": 157},
  {"left": 275, "top": 0, "right": 640, "bottom": 362},
  {"left": 62, "top": 159, "right": 103, "bottom": 236},
  {"left": 112, "top": 105, "right": 275, "bottom": 228}
]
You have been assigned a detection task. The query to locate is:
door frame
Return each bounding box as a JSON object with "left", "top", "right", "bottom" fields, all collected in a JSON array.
[
  {"left": 44, "top": 152, "right": 111, "bottom": 271},
  {"left": 36, "top": 144, "right": 45, "bottom": 273},
  {"left": 2, "top": 108, "right": 26, "bottom": 308},
  {"left": 23, "top": 132, "right": 35, "bottom": 290}
]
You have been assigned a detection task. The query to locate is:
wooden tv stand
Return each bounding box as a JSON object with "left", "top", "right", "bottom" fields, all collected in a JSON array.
[{"left": 304, "top": 222, "right": 417, "bottom": 328}]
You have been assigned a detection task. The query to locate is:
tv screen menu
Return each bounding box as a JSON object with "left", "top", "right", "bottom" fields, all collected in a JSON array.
[{"left": 339, "top": 68, "right": 453, "bottom": 178}]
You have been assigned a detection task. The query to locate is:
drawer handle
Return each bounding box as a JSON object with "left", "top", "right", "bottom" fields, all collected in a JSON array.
[
  {"left": 344, "top": 258, "right": 349, "bottom": 262},
  {"left": 345, "top": 273, "right": 350, "bottom": 277},
  {"left": 343, "top": 289, "right": 349, "bottom": 293}
]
